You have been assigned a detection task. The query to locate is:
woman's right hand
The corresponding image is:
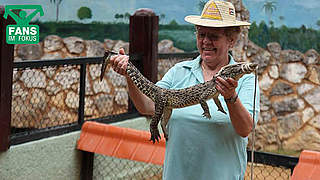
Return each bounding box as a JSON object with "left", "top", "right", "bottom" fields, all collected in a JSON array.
[{"left": 109, "top": 48, "right": 129, "bottom": 76}]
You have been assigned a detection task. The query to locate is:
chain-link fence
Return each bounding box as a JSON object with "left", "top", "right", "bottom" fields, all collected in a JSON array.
[
  {"left": 245, "top": 163, "right": 291, "bottom": 180},
  {"left": 94, "top": 154, "right": 162, "bottom": 180},
  {"left": 157, "top": 52, "right": 198, "bottom": 81},
  {"left": 92, "top": 151, "right": 296, "bottom": 180},
  {"left": 11, "top": 58, "right": 130, "bottom": 135},
  {"left": 12, "top": 65, "right": 80, "bottom": 130}
]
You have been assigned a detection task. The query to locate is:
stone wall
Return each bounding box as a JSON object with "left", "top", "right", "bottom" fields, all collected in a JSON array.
[
  {"left": 246, "top": 41, "right": 320, "bottom": 152},
  {"left": 226, "top": 0, "right": 320, "bottom": 152}
]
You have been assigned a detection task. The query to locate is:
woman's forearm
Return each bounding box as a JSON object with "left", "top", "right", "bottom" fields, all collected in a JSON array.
[
  {"left": 126, "top": 76, "right": 155, "bottom": 116},
  {"left": 226, "top": 99, "right": 253, "bottom": 137}
]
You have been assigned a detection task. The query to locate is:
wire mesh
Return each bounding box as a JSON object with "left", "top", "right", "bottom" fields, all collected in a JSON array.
[
  {"left": 158, "top": 57, "right": 194, "bottom": 81},
  {"left": 85, "top": 63, "right": 128, "bottom": 119},
  {"left": 93, "top": 154, "right": 162, "bottom": 180},
  {"left": 11, "top": 65, "right": 80, "bottom": 130},
  {"left": 11, "top": 63, "right": 129, "bottom": 133},
  {"left": 10, "top": 54, "right": 191, "bottom": 133},
  {"left": 244, "top": 163, "right": 291, "bottom": 180},
  {"left": 93, "top": 154, "right": 293, "bottom": 180}
]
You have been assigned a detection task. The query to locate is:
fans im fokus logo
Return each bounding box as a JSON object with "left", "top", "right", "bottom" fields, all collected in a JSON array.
[{"left": 3, "top": 5, "right": 44, "bottom": 44}]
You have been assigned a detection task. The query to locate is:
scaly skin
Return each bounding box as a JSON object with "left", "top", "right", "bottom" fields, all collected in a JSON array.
[{"left": 100, "top": 50, "right": 258, "bottom": 143}]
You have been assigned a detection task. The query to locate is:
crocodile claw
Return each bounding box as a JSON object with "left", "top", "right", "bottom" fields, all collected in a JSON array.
[
  {"left": 202, "top": 112, "right": 211, "bottom": 119},
  {"left": 150, "top": 129, "right": 161, "bottom": 143}
]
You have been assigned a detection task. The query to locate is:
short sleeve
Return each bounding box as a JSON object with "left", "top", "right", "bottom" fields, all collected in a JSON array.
[
  {"left": 156, "top": 65, "right": 177, "bottom": 89},
  {"left": 237, "top": 74, "right": 260, "bottom": 124}
]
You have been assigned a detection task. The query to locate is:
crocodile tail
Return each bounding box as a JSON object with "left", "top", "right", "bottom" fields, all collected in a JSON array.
[
  {"left": 126, "top": 62, "right": 160, "bottom": 101},
  {"left": 100, "top": 51, "right": 115, "bottom": 81}
]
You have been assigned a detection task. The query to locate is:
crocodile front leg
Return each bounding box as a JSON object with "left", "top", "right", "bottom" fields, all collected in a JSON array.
[
  {"left": 161, "top": 108, "right": 172, "bottom": 141},
  {"left": 150, "top": 100, "right": 164, "bottom": 143}
]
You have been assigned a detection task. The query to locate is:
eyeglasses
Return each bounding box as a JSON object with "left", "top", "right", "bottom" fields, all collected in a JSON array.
[{"left": 195, "top": 31, "right": 221, "bottom": 41}]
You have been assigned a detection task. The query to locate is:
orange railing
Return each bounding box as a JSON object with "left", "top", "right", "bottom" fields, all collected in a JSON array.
[
  {"left": 291, "top": 150, "right": 320, "bottom": 180},
  {"left": 77, "top": 121, "right": 166, "bottom": 166}
]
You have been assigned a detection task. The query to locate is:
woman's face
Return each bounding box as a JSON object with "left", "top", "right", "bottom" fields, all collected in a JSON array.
[{"left": 196, "top": 26, "right": 232, "bottom": 64}]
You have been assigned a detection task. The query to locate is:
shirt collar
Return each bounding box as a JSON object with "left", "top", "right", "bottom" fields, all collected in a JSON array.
[{"left": 182, "top": 53, "right": 236, "bottom": 83}]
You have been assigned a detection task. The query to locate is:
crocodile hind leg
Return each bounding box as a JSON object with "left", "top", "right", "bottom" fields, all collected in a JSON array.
[
  {"left": 213, "top": 97, "right": 226, "bottom": 114},
  {"left": 150, "top": 102, "right": 164, "bottom": 143},
  {"left": 199, "top": 99, "right": 211, "bottom": 119},
  {"left": 161, "top": 108, "right": 172, "bottom": 141}
]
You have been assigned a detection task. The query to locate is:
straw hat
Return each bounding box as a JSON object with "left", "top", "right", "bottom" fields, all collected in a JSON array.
[{"left": 185, "top": 0, "right": 251, "bottom": 27}]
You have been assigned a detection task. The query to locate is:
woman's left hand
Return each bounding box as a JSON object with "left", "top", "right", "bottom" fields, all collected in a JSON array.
[{"left": 216, "top": 77, "right": 238, "bottom": 99}]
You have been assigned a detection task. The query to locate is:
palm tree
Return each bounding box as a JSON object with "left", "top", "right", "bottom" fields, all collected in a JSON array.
[
  {"left": 160, "top": 13, "right": 165, "bottom": 24},
  {"left": 317, "top": 19, "right": 320, "bottom": 29},
  {"left": 124, "top": 12, "right": 131, "bottom": 23},
  {"left": 119, "top": 14, "right": 124, "bottom": 22},
  {"left": 269, "top": 21, "right": 274, "bottom": 27},
  {"left": 198, "top": 1, "right": 206, "bottom": 13},
  {"left": 49, "top": 0, "right": 63, "bottom": 21},
  {"left": 262, "top": 1, "right": 276, "bottom": 26},
  {"left": 114, "top": 14, "right": 120, "bottom": 22},
  {"left": 279, "top": 16, "right": 284, "bottom": 26}
]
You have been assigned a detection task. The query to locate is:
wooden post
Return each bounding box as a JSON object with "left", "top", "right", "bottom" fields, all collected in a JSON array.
[
  {"left": 128, "top": 8, "right": 158, "bottom": 112},
  {"left": 0, "top": 6, "right": 14, "bottom": 151}
]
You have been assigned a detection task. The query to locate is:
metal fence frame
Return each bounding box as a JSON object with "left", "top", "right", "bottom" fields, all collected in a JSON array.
[{"left": 247, "top": 150, "right": 298, "bottom": 174}]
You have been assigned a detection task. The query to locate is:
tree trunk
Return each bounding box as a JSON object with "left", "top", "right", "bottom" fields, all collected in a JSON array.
[{"left": 56, "top": 3, "right": 59, "bottom": 21}]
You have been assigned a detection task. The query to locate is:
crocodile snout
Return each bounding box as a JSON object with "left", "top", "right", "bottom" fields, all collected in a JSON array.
[
  {"left": 249, "top": 63, "right": 258, "bottom": 70},
  {"left": 242, "top": 63, "right": 258, "bottom": 72}
]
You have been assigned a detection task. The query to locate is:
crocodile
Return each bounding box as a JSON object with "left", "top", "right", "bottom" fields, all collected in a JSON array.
[{"left": 100, "top": 50, "right": 257, "bottom": 143}]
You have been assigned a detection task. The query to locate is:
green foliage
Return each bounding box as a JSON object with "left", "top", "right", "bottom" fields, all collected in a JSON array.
[
  {"left": 33, "top": 20, "right": 320, "bottom": 53},
  {"left": 159, "top": 27, "right": 197, "bottom": 52},
  {"left": 77, "top": 7, "right": 92, "bottom": 20},
  {"left": 37, "top": 21, "right": 129, "bottom": 42},
  {"left": 114, "top": 12, "right": 131, "bottom": 23},
  {"left": 168, "top": 20, "right": 179, "bottom": 27},
  {"left": 249, "top": 21, "right": 320, "bottom": 53},
  {"left": 317, "top": 19, "right": 320, "bottom": 28},
  {"left": 158, "top": 24, "right": 197, "bottom": 51}
]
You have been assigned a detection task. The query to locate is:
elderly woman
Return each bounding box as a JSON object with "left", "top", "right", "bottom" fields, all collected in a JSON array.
[{"left": 109, "top": 1, "right": 260, "bottom": 179}]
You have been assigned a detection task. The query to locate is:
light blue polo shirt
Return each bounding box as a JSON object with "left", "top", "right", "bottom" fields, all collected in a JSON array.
[{"left": 156, "top": 55, "right": 260, "bottom": 180}]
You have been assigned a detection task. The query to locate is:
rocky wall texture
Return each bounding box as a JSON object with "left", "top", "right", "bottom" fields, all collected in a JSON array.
[
  {"left": 246, "top": 41, "right": 320, "bottom": 152},
  {"left": 226, "top": 0, "right": 320, "bottom": 152}
]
